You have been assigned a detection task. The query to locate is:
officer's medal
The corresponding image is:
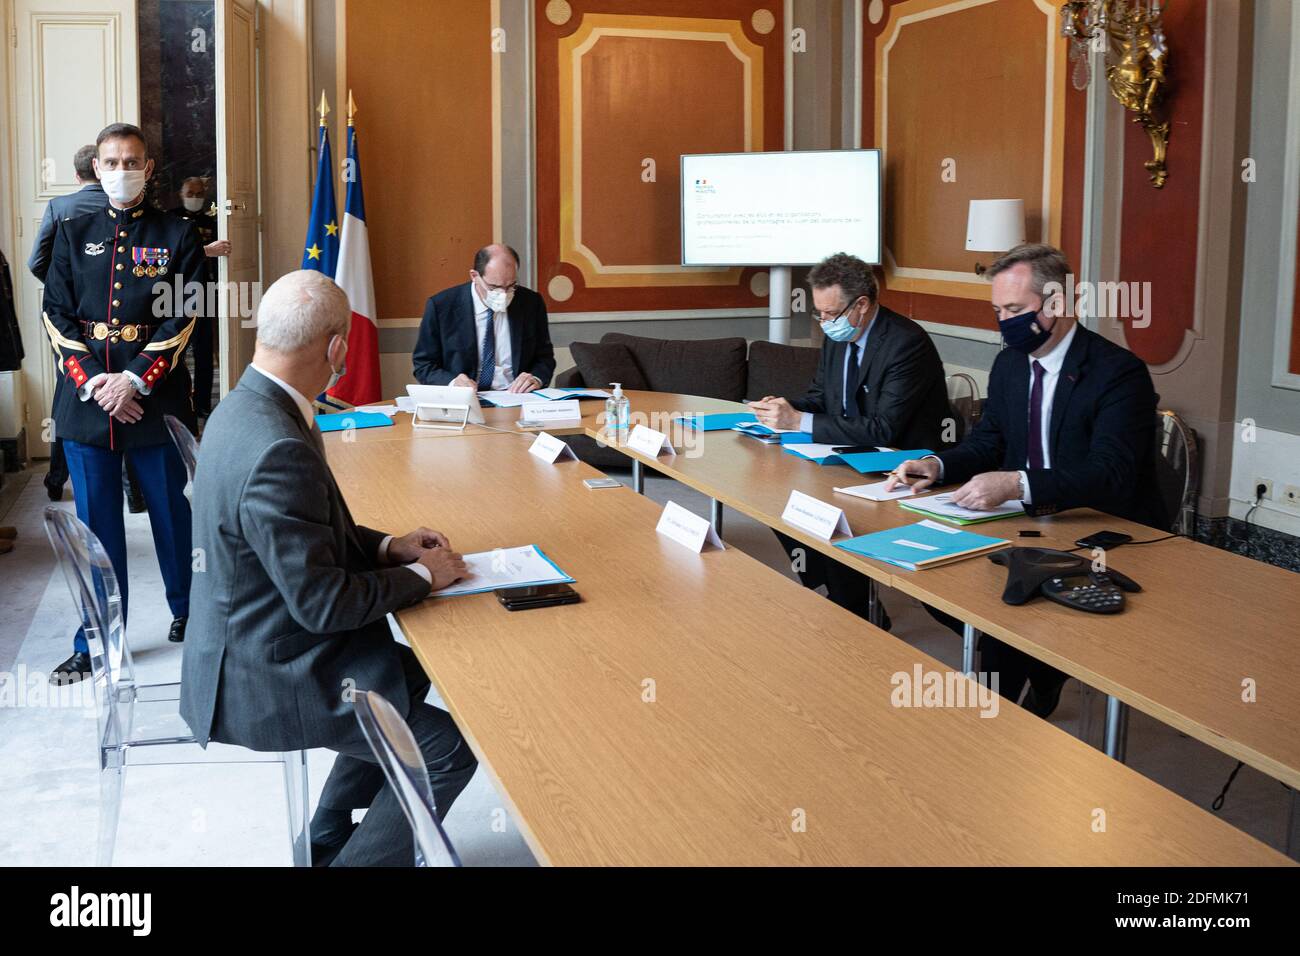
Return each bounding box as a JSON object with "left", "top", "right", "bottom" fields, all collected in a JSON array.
[
  {"left": 156, "top": 249, "right": 170, "bottom": 276},
  {"left": 132, "top": 247, "right": 147, "bottom": 277}
]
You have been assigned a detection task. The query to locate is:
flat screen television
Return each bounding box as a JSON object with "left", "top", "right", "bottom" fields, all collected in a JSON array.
[{"left": 680, "top": 149, "right": 882, "bottom": 267}]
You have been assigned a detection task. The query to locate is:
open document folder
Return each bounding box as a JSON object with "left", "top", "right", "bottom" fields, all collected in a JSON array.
[{"left": 429, "top": 545, "right": 574, "bottom": 598}]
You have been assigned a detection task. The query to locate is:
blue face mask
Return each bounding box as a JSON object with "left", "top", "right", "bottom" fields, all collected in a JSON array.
[
  {"left": 999, "top": 309, "right": 1053, "bottom": 354},
  {"left": 820, "top": 300, "right": 862, "bottom": 342}
]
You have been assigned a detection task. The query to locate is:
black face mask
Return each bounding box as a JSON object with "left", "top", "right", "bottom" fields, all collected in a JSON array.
[{"left": 998, "top": 309, "right": 1053, "bottom": 354}]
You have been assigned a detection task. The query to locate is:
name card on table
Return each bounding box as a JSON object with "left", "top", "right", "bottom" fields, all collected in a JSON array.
[
  {"left": 528, "top": 431, "right": 578, "bottom": 464},
  {"left": 627, "top": 424, "right": 676, "bottom": 457},
  {"left": 655, "top": 500, "right": 724, "bottom": 553},
  {"left": 782, "top": 489, "right": 853, "bottom": 541},
  {"left": 520, "top": 399, "right": 582, "bottom": 425}
]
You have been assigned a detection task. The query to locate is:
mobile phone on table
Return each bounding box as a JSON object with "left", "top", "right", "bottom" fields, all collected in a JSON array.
[
  {"left": 496, "top": 583, "right": 581, "bottom": 611},
  {"left": 1074, "top": 531, "right": 1133, "bottom": 551}
]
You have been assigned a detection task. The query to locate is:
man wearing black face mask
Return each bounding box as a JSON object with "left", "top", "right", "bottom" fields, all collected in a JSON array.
[{"left": 886, "top": 243, "right": 1165, "bottom": 718}]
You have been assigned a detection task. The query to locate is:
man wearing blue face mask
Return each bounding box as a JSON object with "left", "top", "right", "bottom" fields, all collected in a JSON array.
[
  {"left": 750, "top": 252, "right": 952, "bottom": 625},
  {"left": 886, "top": 242, "right": 1165, "bottom": 717}
]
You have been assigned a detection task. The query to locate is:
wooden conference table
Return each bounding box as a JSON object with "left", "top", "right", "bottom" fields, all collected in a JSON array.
[{"left": 325, "top": 396, "right": 1290, "bottom": 865}]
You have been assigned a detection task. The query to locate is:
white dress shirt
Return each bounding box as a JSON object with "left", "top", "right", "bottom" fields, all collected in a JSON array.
[
  {"left": 799, "top": 305, "right": 879, "bottom": 433},
  {"left": 469, "top": 281, "right": 515, "bottom": 390},
  {"left": 926, "top": 322, "right": 1078, "bottom": 504},
  {"left": 251, "top": 363, "right": 432, "bottom": 585}
]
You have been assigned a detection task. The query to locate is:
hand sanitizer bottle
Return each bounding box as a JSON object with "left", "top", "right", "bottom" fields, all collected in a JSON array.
[{"left": 606, "top": 383, "right": 630, "bottom": 431}]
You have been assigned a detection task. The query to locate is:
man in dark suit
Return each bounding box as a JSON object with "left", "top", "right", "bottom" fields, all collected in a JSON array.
[
  {"left": 28, "top": 144, "right": 104, "bottom": 502},
  {"left": 749, "top": 252, "right": 953, "bottom": 624},
  {"left": 181, "top": 270, "right": 477, "bottom": 867},
  {"left": 413, "top": 243, "right": 556, "bottom": 393},
  {"left": 887, "top": 243, "right": 1165, "bottom": 717}
]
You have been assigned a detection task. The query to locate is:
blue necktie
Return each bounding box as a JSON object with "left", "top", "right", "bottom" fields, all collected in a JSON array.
[{"left": 477, "top": 310, "right": 496, "bottom": 390}]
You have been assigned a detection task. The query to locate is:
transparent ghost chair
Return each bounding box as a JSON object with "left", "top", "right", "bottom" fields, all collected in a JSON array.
[
  {"left": 42, "top": 507, "right": 311, "bottom": 867},
  {"left": 163, "top": 414, "right": 199, "bottom": 500},
  {"left": 354, "top": 690, "right": 462, "bottom": 867}
]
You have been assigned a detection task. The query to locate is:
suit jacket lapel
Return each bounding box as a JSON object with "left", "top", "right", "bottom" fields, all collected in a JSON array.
[
  {"left": 853, "top": 311, "right": 889, "bottom": 393},
  {"left": 459, "top": 282, "right": 479, "bottom": 354},
  {"left": 1048, "top": 326, "right": 1089, "bottom": 453},
  {"left": 1005, "top": 352, "right": 1031, "bottom": 465}
]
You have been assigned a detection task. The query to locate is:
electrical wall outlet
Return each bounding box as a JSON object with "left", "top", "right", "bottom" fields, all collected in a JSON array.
[
  {"left": 1253, "top": 478, "right": 1273, "bottom": 500},
  {"left": 1282, "top": 485, "right": 1300, "bottom": 510}
]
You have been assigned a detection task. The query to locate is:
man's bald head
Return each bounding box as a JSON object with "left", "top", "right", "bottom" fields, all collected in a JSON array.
[
  {"left": 472, "top": 243, "right": 520, "bottom": 276},
  {"left": 255, "top": 270, "right": 351, "bottom": 354}
]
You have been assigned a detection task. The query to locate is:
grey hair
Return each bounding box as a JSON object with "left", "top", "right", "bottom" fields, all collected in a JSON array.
[
  {"left": 254, "top": 270, "right": 351, "bottom": 352},
  {"left": 985, "top": 242, "right": 1071, "bottom": 300}
]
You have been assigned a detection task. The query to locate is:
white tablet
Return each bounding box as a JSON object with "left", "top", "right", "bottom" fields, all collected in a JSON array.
[{"left": 406, "top": 384, "right": 487, "bottom": 428}]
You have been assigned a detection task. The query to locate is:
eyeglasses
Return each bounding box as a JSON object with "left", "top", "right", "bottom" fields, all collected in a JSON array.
[
  {"left": 813, "top": 297, "right": 863, "bottom": 322},
  {"left": 478, "top": 277, "right": 518, "bottom": 294}
]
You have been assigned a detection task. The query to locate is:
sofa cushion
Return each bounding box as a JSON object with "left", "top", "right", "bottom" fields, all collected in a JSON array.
[
  {"left": 568, "top": 341, "right": 650, "bottom": 392},
  {"left": 745, "top": 340, "right": 822, "bottom": 402},
  {"left": 600, "top": 332, "right": 747, "bottom": 401}
]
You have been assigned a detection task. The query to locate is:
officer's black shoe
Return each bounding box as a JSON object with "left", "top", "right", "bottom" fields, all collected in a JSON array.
[
  {"left": 168, "top": 617, "right": 187, "bottom": 643},
  {"left": 1023, "top": 676, "right": 1068, "bottom": 720},
  {"left": 50, "top": 652, "right": 92, "bottom": 685},
  {"left": 45, "top": 481, "right": 65, "bottom": 502}
]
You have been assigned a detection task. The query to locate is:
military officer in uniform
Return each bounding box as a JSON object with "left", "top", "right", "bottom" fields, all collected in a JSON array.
[
  {"left": 42, "top": 122, "right": 205, "bottom": 683},
  {"left": 169, "top": 176, "right": 229, "bottom": 417}
]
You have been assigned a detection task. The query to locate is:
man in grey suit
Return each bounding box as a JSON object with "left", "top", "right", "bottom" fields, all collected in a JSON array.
[{"left": 180, "top": 270, "right": 477, "bottom": 866}]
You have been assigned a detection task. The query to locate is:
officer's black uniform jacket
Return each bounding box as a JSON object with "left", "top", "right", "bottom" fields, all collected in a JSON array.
[{"left": 42, "top": 201, "right": 205, "bottom": 451}]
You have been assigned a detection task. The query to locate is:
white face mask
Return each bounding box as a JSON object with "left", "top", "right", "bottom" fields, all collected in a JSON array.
[
  {"left": 100, "top": 169, "right": 149, "bottom": 204},
  {"left": 181, "top": 195, "right": 205, "bottom": 212},
  {"left": 325, "top": 336, "right": 348, "bottom": 391},
  {"left": 481, "top": 282, "right": 515, "bottom": 314}
]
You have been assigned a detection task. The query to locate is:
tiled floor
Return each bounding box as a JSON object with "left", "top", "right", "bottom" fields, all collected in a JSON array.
[{"left": 1, "top": 462, "right": 1292, "bottom": 865}]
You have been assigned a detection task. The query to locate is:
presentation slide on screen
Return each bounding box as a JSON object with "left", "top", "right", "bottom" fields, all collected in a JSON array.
[{"left": 681, "top": 150, "right": 881, "bottom": 267}]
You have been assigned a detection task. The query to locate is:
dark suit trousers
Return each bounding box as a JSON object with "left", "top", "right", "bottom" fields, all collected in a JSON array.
[
  {"left": 313, "top": 643, "right": 478, "bottom": 866},
  {"left": 923, "top": 607, "right": 1067, "bottom": 704},
  {"left": 773, "top": 530, "right": 874, "bottom": 620}
]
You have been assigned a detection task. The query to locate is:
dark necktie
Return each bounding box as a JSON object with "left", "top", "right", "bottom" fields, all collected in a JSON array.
[
  {"left": 843, "top": 342, "right": 860, "bottom": 417},
  {"left": 477, "top": 310, "right": 496, "bottom": 390},
  {"left": 1028, "top": 360, "right": 1046, "bottom": 470}
]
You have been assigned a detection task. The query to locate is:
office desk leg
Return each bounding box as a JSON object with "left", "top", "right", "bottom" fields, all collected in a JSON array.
[
  {"left": 1104, "top": 695, "right": 1129, "bottom": 762},
  {"left": 632, "top": 459, "right": 644, "bottom": 494},
  {"left": 868, "top": 580, "right": 882, "bottom": 628},
  {"left": 709, "top": 498, "right": 723, "bottom": 536},
  {"left": 961, "top": 624, "right": 978, "bottom": 675}
]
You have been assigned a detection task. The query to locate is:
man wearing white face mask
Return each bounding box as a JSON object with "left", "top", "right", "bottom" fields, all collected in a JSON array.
[
  {"left": 412, "top": 243, "right": 556, "bottom": 393},
  {"left": 169, "top": 176, "right": 229, "bottom": 417},
  {"left": 41, "top": 123, "right": 207, "bottom": 683}
]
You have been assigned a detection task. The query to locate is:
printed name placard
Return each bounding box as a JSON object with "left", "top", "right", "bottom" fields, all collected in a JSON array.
[
  {"left": 528, "top": 431, "right": 578, "bottom": 464},
  {"left": 520, "top": 399, "right": 582, "bottom": 424},
  {"left": 655, "top": 500, "right": 724, "bottom": 552},
  {"left": 627, "top": 424, "right": 676, "bottom": 457},
  {"left": 781, "top": 489, "right": 853, "bottom": 541}
]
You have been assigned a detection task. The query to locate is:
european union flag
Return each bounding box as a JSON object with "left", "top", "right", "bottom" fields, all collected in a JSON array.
[{"left": 302, "top": 124, "right": 339, "bottom": 274}]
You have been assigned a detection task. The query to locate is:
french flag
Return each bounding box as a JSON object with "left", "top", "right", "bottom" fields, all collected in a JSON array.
[{"left": 327, "top": 109, "right": 381, "bottom": 407}]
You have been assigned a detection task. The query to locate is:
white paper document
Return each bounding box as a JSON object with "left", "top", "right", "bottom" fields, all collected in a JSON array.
[
  {"left": 430, "top": 545, "right": 574, "bottom": 598},
  {"left": 784, "top": 443, "right": 842, "bottom": 460},
  {"left": 520, "top": 399, "right": 582, "bottom": 424},
  {"left": 356, "top": 404, "right": 399, "bottom": 416},
  {"left": 833, "top": 480, "right": 918, "bottom": 502},
  {"left": 478, "top": 390, "right": 550, "bottom": 408}
]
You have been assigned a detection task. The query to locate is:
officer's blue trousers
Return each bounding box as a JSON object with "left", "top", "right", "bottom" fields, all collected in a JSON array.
[{"left": 62, "top": 439, "right": 192, "bottom": 654}]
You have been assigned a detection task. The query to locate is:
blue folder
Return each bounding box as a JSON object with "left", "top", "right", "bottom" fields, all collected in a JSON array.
[
  {"left": 732, "top": 422, "right": 815, "bottom": 444},
  {"left": 834, "top": 521, "right": 1010, "bottom": 571},
  {"left": 675, "top": 412, "right": 758, "bottom": 431},
  {"left": 782, "top": 448, "right": 932, "bottom": 473},
  {"left": 315, "top": 411, "right": 395, "bottom": 433}
]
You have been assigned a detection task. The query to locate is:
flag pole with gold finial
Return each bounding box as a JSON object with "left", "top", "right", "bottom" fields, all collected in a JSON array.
[
  {"left": 347, "top": 89, "right": 356, "bottom": 128},
  {"left": 318, "top": 90, "right": 330, "bottom": 128}
]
